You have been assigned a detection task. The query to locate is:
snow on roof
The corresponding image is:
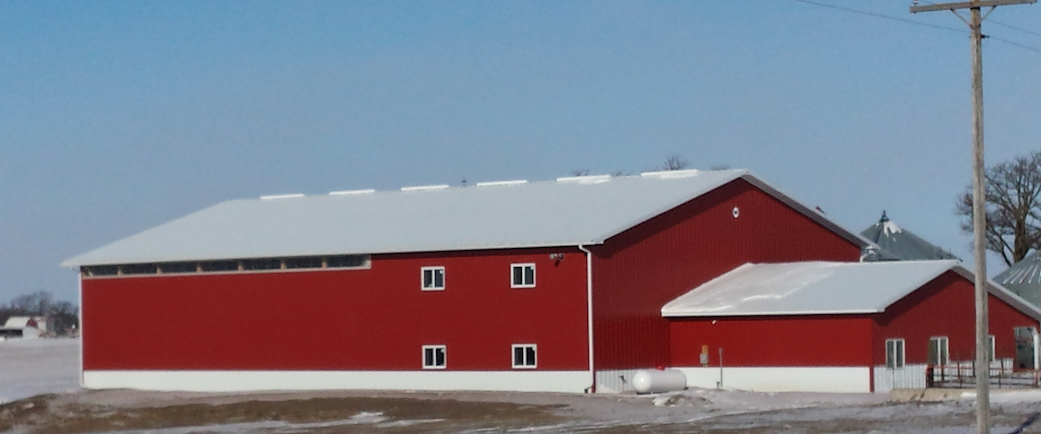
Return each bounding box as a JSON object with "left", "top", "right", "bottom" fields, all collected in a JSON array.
[
  {"left": 860, "top": 212, "right": 958, "bottom": 261},
  {"left": 662, "top": 260, "right": 1041, "bottom": 320},
  {"left": 62, "top": 169, "right": 869, "bottom": 267},
  {"left": 994, "top": 251, "right": 1041, "bottom": 309},
  {"left": 2, "top": 316, "right": 37, "bottom": 329}
]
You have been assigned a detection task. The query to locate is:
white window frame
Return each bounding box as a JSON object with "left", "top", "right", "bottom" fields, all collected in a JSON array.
[
  {"left": 512, "top": 344, "right": 537, "bottom": 369},
  {"left": 422, "top": 345, "right": 446, "bottom": 369},
  {"left": 886, "top": 338, "right": 905, "bottom": 369},
  {"left": 511, "top": 263, "right": 536, "bottom": 288},
  {"left": 987, "top": 335, "right": 996, "bottom": 363},
  {"left": 929, "top": 336, "right": 950, "bottom": 366},
  {"left": 421, "top": 266, "right": 445, "bottom": 291}
]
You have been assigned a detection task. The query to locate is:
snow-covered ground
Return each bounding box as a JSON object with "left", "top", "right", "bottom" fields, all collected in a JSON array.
[{"left": 0, "top": 338, "right": 79, "bottom": 403}]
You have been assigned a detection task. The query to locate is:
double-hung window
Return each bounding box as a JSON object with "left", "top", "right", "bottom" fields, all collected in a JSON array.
[
  {"left": 886, "top": 338, "right": 905, "bottom": 369},
  {"left": 512, "top": 344, "right": 537, "bottom": 369},
  {"left": 987, "top": 335, "right": 996, "bottom": 363},
  {"left": 422, "top": 345, "right": 446, "bottom": 369},
  {"left": 511, "top": 264, "right": 536, "bottom": 288},
  {"left": 422, "top": 266, "right": 445, "bottom": 291}
]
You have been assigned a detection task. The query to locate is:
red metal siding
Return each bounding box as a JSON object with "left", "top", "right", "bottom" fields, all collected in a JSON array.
[
  {"left": 669, "top": 316, "right": 874, "bottom": 367},
  {"left": 590, "top": 179, "right": 862, "bottom": 370},
  {"left": 873, "top": 271, "right": 1039, "bottom": 366},
  {"left": 82, "top": 248, "right": 589, "bottom": 371}
]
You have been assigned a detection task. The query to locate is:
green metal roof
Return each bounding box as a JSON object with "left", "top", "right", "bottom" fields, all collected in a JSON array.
[
  {"left": 995, "top": 251, "right": 1041, "bottom": 309},
  {"left": 860, "top": 211, "right": 959, "bottom": 261}
]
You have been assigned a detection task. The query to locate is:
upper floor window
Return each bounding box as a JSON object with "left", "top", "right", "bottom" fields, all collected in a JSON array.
[
  {"left": 511, "top": 264, "right": 536, "bottom": 288},
  {"left": 423, "top": 345, "right": 446, "bottom": 369},
  {"left": 422, "top": 266, "right": 445, "bottom": 291},
  {"left": 886, "top": 338, "right": 905, "bottom": 369}
]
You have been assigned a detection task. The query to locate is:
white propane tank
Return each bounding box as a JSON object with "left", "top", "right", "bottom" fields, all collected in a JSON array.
[{"left": 631, "top": 368, "right": 687, "bottom": 394}]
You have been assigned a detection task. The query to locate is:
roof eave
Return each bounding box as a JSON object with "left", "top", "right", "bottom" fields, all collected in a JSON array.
[
  {"left": 61, "top": 240, "right": 608, "bottom": 269},
  {"left": 661, "top": 309, "right": 882, "bottom": 318},
  {"left": 740, "top": 174, "right": 872, "bottom": 250}
]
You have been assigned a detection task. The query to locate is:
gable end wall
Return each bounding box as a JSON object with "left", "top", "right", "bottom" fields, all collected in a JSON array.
[{"left": 590, "top": 178, "right": 862, "bottom": 370}]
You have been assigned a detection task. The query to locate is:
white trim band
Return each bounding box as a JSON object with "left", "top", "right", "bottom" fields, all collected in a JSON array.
[
  {"left": 83, "top": 370, "right": 591, "bottom": 393},
  {"left": 675, "top": 366, "right": 871, "bottom": 393}
]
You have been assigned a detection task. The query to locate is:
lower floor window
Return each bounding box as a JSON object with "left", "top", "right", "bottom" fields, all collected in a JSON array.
[
  {"left": 928, "top": 337, "right": 949, "bottom": 366},
  {"left": 423, "top": 345, "right": 446, "bottom": 369},
  {"left": 512, "top": 344, "right": 537, "bottom": 369},
  {"left": 886, "top": 338, "right": 905, "bottom": 369}
]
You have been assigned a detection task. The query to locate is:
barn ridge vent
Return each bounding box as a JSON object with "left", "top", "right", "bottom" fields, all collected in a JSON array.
[
  {"left": 260, "top": 193, "right": 306, "bottom": 200},
  {"left": 556, "top": 174, "right": 611, "bottom": 184},
  {"left": 401, "top": 184, "right": 450, "bottom": 192},
  {"left": 476, "top": 180, "right": 528, "bottom": 187},
  {"left": 329, "top": 189, "right": 376, "bottom": 196},
  {"left": 640, "top": 169, "right": 700, "bottom": 179}
]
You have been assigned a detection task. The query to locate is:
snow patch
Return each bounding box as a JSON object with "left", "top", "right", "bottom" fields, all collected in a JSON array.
[{"left": 883, "top": 220, "right": 903, "bottom": 235}]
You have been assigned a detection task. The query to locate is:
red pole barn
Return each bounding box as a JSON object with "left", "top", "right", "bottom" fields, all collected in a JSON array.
[{"left": 63, "top": 169, "right": 1041, "bottom": 393}]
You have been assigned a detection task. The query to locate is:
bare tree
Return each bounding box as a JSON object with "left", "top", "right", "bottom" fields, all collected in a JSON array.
[
  {"left": 659, "top": 154, "right": 690, "bottom": 171},
  {"left": 570, "top": 169, "right": 590, "bottom": 177},
  {"left": 8, "top": 291, "right": 53, "bottom": 315},
  {"left": 956, "top": 151, "right": 1041, "bottom": 266}
]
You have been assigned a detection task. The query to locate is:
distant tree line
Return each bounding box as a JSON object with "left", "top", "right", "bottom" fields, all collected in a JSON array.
[
  {"left": 571, "top": 154, "right": 729, "bottom": 177},
  {"left": 0, "top": 291, "right": 78, "bottom": 336}
]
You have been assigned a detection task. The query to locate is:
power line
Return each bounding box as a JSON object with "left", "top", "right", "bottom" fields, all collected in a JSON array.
[
  {"left": 988, "top": 34, "right": 1041, "bottom": 53},
  {"left": 790, "top": 0, "right": 1041, "bottom": 55},
  {"left": 989, "top": 20, "right": 1041, "bottom": 38},
  {"left": 790, "top": 0, "right": 965, "bottom": 33}
]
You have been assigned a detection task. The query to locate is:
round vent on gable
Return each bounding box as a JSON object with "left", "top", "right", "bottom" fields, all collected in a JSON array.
[{"left": 732, "top": 207, "right": 740, "bottom": 218}]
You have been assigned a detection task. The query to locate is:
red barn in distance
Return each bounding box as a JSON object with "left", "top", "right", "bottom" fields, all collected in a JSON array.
[{"left": 63, "top": 169, "right": 1041, "bottom": 393}]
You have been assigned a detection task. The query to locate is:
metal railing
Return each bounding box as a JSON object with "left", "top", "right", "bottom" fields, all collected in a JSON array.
[{"left": 927, "top": 361, "right": 1041, "bottom": 389}]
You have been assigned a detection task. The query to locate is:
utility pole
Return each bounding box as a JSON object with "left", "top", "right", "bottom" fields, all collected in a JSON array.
[{"left": 909, "top": 1, "right": 1036, "bottom": 433}]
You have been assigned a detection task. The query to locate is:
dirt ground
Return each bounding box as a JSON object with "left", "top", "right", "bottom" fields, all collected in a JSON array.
[{"left": 0, "top": 388, "right": 1039, "bottom": 434}]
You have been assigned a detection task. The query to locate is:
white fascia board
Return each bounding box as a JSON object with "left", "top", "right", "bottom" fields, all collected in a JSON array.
[
  {"left": 740, "top": 174, "right": 872, "bottom": 249},
  {"left": 950, "top": 265, "right": 1041, "bottom": 322},
  {"left": 63, "top": 240, "right": 607, "bottom": 268},
  {"left": 661, "top": 309, "right": 881, "bottom": 318},
  {"left": 870, "top": 260, "right": 961, "bottom": 313},
  {"left": 594, "top": 171, "right": 746, "bottom": 244}
]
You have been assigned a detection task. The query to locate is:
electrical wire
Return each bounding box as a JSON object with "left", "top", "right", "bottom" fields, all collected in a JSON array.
[
  {"left": 790, "top": 0, "right": 966, "bottom": 33},
  {"left": 989, "top": 20, "right": 1041, "bottom": 38},
  {"left": 988, "top": 35, "right": 1041, "bottom": 54},
  {"left": 789, "top": 0, "right": 1041, "bottom": 55}
]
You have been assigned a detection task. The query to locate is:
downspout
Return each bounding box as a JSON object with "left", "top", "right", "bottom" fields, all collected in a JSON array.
[{"left": 578, "top": 244, "right": 595, "bottom": 393}]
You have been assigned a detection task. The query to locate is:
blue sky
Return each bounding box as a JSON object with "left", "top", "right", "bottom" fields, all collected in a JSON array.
[{"left": 2, "top": 1, "right": 1039, "bottom": 302}]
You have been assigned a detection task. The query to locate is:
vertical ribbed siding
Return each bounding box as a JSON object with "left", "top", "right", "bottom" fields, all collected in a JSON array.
[{"left": 591, "top": 179, "right": 862, "bottom": 371}]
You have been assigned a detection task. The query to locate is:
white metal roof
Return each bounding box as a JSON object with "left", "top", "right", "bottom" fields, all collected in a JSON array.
[
  {"left": 62, "top": 169, "right": 869, "bottom": 267},
  {"left": 2, "top": 316, "right": 36, "bottom": 329},
  {"left": 662, "top": 260, "right": 1041, "bottom": 321}
]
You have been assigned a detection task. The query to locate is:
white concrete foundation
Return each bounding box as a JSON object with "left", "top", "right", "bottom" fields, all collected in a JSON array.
[
  {"left": 675, "top": 366, "right": 871, "bottom": 393},
  {"left": 83, "top": 370, "right": 592, "bottom": 393}
]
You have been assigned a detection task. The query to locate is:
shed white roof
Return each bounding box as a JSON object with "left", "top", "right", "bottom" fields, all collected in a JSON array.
[
  {"left": 62, "top": 169, "right": 868, "bottom": 267},
  {"left": 2, "top": 316, "right": 36, "bottom": 329},
  {"left": 661, "top": 260, "right": 1041, "bottom": 321}
]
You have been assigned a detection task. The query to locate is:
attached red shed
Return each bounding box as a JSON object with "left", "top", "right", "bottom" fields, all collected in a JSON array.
[
  {"left": 662, "top": 261, "right": 1041, "bottom": 393},
  {"left": 63, "top": 169, "right": 871, "bottom": 393}
]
